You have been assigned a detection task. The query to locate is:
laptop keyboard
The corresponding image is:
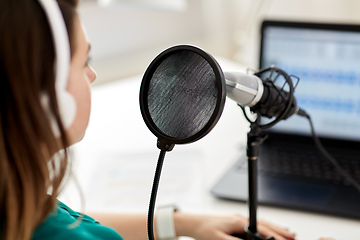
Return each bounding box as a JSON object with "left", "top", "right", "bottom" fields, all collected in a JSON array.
[{"left": 237, "top": 145, "right": 360, "bottom": 186}]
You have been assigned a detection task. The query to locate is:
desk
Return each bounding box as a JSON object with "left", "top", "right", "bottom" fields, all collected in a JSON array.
[{"left": 59, "top": 58, "right": 360, "bottom": 240}]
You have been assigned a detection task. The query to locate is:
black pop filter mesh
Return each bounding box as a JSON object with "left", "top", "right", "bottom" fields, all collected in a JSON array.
[{"left": 148, "top": 50, "right": 218, "bottom": 139}]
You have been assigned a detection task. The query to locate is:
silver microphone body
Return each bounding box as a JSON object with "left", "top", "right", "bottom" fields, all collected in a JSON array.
[
  {"left": 224, "top": 72, "right": 264, "bottom": 107},
  {"left": 225, "top": 71, "right": 298, "bottom": 120}
]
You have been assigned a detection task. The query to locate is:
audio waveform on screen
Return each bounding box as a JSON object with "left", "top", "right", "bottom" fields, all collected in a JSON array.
[
  {"left": 297, "top": 95, "right": 357, "bottom": 113},
  {"left": 281, "top": 65, "right": 359, "bottom": 85}
]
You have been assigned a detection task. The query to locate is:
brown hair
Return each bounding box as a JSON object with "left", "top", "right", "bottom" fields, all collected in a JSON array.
[{"left": 0, "top": 0, "right": 79, "bottom": 239}]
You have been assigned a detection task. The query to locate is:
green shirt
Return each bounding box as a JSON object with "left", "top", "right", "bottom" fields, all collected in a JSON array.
[{"left": 32, "top": 201, "right": 123, "bottom": 240}]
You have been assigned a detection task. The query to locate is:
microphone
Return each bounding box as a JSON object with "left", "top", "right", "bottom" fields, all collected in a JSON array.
[
  {"left": 225, "top": 68, "right": 360, "bottom": 203},
  {"left": 225, "top": 70, "right": 300, "bottom": 120}
]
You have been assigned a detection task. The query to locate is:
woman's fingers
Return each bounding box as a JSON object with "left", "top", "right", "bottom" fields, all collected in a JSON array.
[
  {"left": 258, "top": 219, "right": 295, "bottom": 239},
  {"left": 217, "top": 231, "right": 244, "bottom": 240},
  {"left": 258, "top": 224, "right": 293, "bottom": 240},
  {"left": 233, "top": 217, "right": 295, "bottom": 240}
]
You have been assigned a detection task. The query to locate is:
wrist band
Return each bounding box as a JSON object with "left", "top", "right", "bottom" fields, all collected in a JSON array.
[{"left": 156, "top": 205, "right": 178, "bottom": 240}]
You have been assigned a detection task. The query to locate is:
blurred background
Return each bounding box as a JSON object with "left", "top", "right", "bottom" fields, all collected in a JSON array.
[
  {"left": 79, "top": 0, "right": 360, "bottom": 85},
  {"left": 57, "top": 1, "right": 360, "bottom": 238}
]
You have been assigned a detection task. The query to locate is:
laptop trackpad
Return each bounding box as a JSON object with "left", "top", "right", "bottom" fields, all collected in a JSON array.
[{"left": 259, "top": 177, "right": 336, "bottom": 207}]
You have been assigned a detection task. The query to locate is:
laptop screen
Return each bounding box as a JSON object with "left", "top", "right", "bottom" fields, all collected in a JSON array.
[{"left": 260, "top": 21, "right": 360, "bottom": 141}]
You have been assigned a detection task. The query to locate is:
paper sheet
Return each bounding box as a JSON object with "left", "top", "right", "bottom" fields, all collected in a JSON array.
[{"left": 82, "top": 149, "right": 206, "bottom": 213}]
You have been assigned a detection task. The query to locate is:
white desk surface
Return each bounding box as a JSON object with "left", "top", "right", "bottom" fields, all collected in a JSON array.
[{"left": 59, "top": 58, "right": 360, "bottom": 240}]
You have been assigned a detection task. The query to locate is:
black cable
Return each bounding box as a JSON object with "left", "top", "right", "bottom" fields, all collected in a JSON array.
[
  {"left": 297, "top": 109, "right": 360, "bottom": 193},
  {"left": 148, "top": 150, "right": 167, "bottom": 240},
  {"left": 240, "top": 105, "right": 256, "bottom": 124}
]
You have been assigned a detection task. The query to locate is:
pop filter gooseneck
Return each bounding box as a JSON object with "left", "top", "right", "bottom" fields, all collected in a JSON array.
[{"left": 139, "top": 45, "right": 226, "bottom": 240}]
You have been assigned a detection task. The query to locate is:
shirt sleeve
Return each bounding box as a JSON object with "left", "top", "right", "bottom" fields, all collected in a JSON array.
[{"left": 32, "top": 201, "right": 123, "bottom": 240}]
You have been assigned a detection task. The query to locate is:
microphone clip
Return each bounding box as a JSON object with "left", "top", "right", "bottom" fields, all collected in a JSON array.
[{"left": 243, "top": 66, "right": 300, "bottom": 129}]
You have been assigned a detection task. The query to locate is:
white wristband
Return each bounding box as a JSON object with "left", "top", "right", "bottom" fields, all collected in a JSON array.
[{"left": 156, "top": 206, "right": 178, "bottom": 240}]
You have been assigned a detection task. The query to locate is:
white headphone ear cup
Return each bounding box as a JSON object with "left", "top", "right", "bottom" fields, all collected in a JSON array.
[
  {"left": 41, "top": 92, "right": 76, "bottom": 137},
  {"left": 57, "top": 90, "right": 77, "bottom": 129}
]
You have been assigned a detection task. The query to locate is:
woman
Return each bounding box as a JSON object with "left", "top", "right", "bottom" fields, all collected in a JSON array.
[{"left": 0, "top": 0, "right": 302, "bottom": 239}]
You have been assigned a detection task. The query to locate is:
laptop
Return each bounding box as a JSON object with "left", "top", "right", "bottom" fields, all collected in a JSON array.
[{"left": 211, "top": 20, "right": 360, "bottom": 219}]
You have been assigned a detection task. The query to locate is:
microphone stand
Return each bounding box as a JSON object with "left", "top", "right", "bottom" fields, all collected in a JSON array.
[{"left": 243, "top": 120, "right": 273, "bottom": 240}]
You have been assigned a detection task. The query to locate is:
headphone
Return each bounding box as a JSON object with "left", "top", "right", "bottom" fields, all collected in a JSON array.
[{"left": 37, "top": 0, "right": 77, "bottom": 136}]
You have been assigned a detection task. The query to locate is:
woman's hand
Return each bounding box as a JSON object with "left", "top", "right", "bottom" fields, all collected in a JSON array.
[
  {"left": 174, "top": 212, "right": 295, "bottom": 240},
  {"left": 318, "top": 238, "right": 335, "bottom": 240}
]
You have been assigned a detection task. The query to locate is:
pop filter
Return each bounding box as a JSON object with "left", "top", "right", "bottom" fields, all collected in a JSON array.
[
  {"left": 139, "top": 45, "right": 226, "bottom": 240},
  {"left": 140, "top": 45, "right": 226, "bottom": 150}
]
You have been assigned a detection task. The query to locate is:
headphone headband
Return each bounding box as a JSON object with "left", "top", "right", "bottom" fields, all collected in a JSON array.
[
  {"left": 37, "top": 0, "right": 77, "bottom": 134},
  {"left": 37, "top": 0, "right": 70, "bottom": 92}
]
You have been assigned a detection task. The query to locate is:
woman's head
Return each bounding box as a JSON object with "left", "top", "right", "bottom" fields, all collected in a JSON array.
[{"left": 0, "top": 0, "right": 95, "bottom": 239}]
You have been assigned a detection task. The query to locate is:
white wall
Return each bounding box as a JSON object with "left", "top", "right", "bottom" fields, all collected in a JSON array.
[
  {"left": 78, "top": 0, "right": 360, "bottom": 85},
  {"left": 79, "top": 0, "right": 210, "bottom": 84},
  {"left": 234, "top": 0, "right": 360, "bottom": 69}
]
